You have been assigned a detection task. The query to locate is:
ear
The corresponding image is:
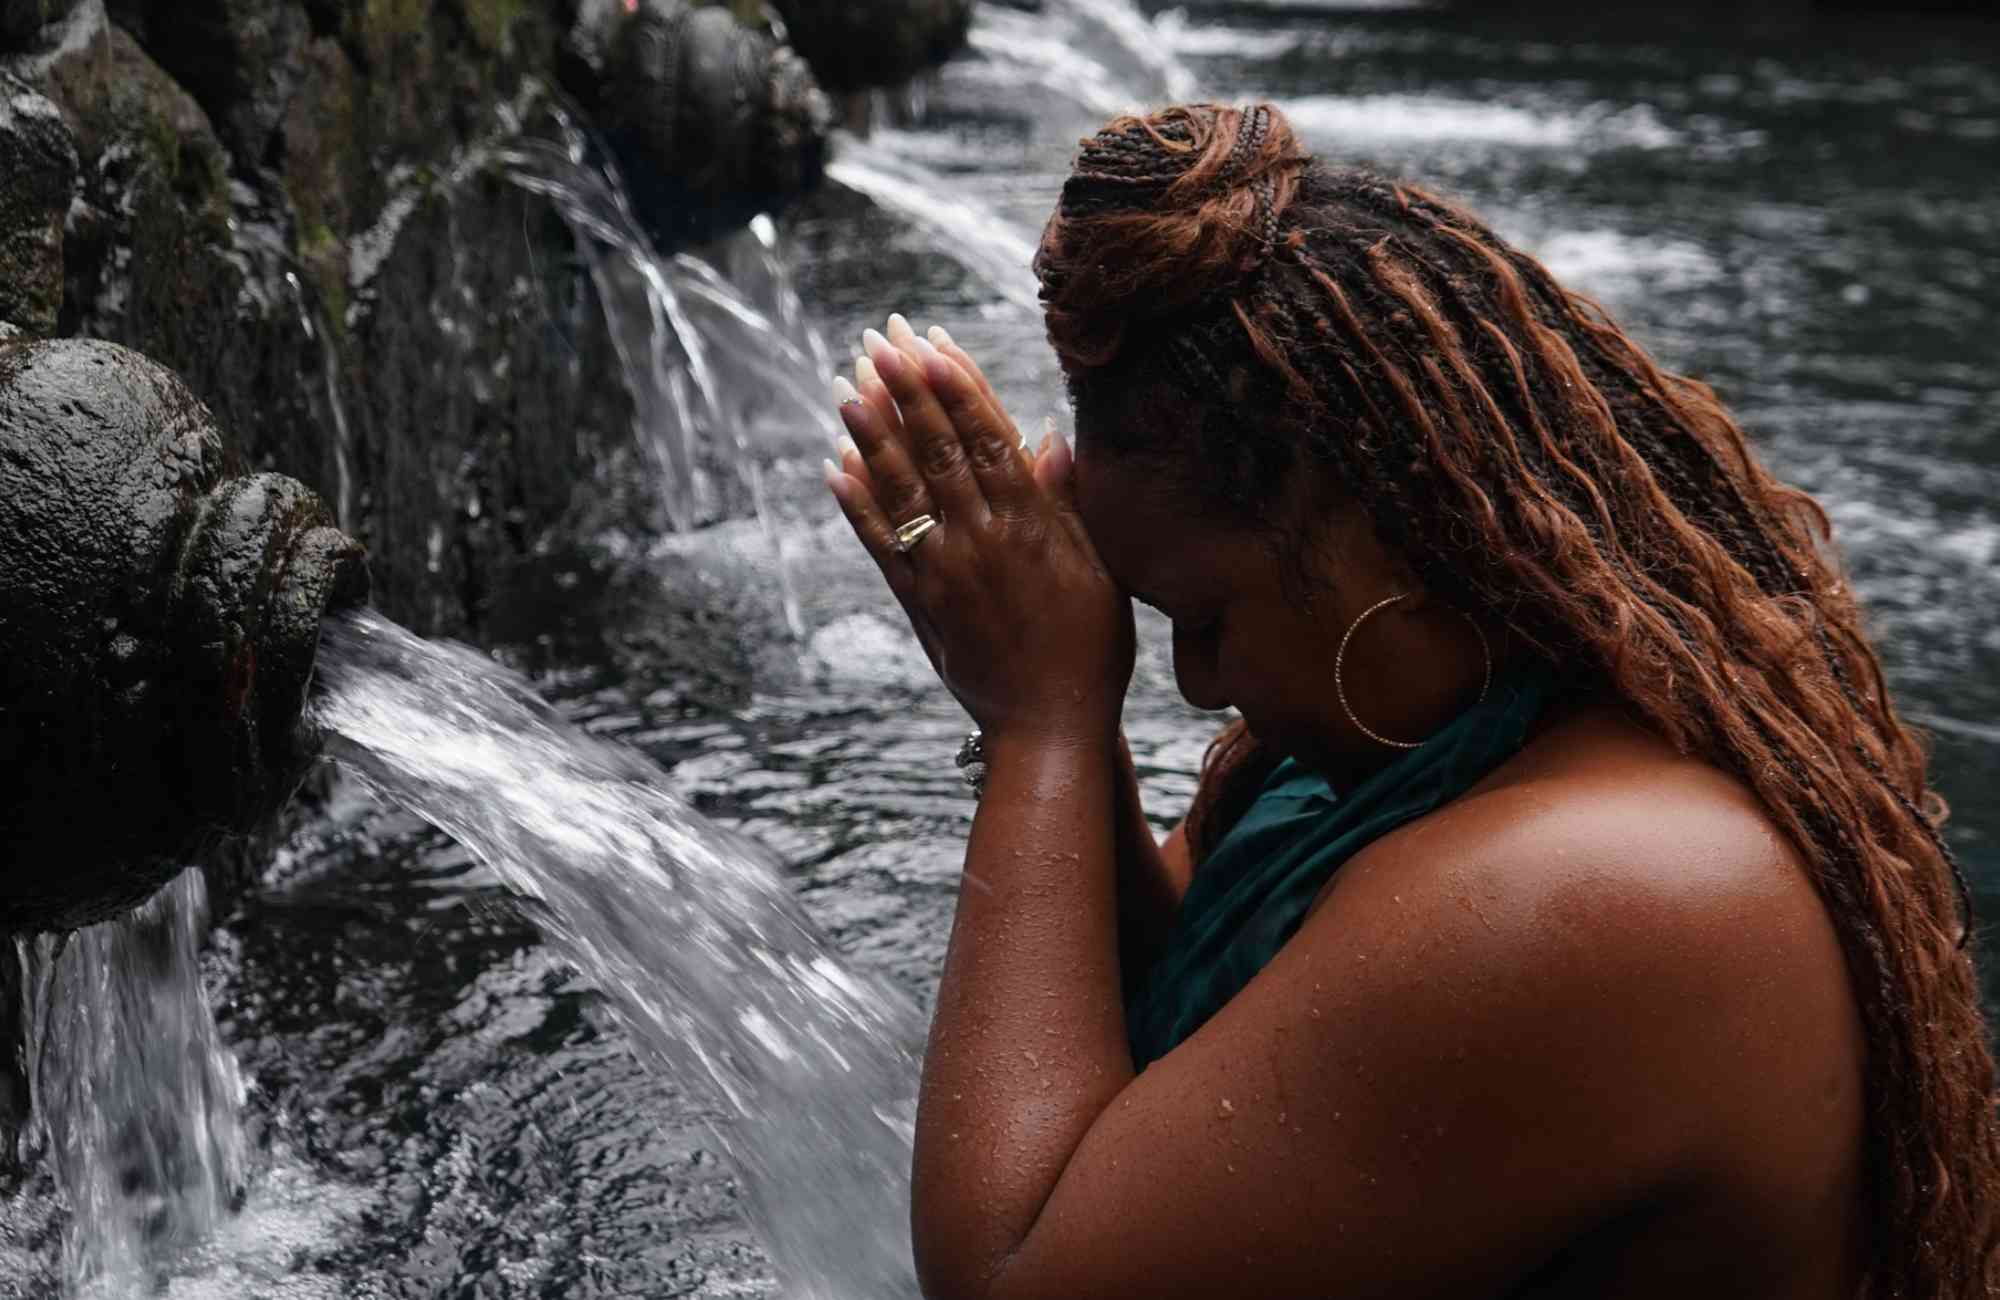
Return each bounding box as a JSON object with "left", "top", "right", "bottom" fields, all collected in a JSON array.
[{"left": 1300, "top": 500, "right": 1430, "bottom": 610}]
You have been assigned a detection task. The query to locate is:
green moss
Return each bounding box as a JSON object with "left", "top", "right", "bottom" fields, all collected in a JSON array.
[
  {"left": 462, "top": 0, "right": 526, "bottom": 55},
  {"left": 358, "top": 0, "right": 428, "bottom": 68},
  {"left": 299, "top": 222, "right": 348, "bottom": 340}
]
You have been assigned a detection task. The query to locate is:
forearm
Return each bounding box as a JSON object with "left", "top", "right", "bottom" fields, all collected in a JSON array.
[{"left": 912, "top": 723, "right": 1133, "bottom": 1299}]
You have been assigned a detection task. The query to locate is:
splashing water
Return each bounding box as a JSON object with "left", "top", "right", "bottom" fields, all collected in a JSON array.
[
  {"left": 825, "top": 132, "right": 1042, "bottom": 311},
  {"left": 312, "top": 609, "right": 925, "bottom": 1298},
  {"left": 487, "top": 112, "right": 840, "bottom": 636},
  {"left": 1056, "top": 0, "right": 1202, "bottom": 103},
  {"left": 965, "top": 0, "right": 1199, "bottom": 115},
  {"left": 13, "top": 871, "right": 247, "bottom": 1295},
  {"left": 837, "top": 0, "right": 1196, "bottom": 311}
]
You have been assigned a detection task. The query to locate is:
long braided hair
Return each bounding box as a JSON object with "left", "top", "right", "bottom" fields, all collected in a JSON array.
[{"left": 1034, "top": 102, "right": 1999, "bottom": 1297}]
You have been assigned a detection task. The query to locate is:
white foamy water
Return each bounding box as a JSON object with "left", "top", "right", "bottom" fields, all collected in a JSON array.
[
  {"left": 1526, "top": 228, "right": 1723, "bottom": 298},
  {"left": 965, "top": 0, "right": 1200, "bottom": 115},
  {"left": 313, "top": 610, "right": 926, "bottom": 1300},
  {"left": 1283, "top": 93, "right": 1680, "bottom": 151},
  {"left": 1156, "top": 10, "right": 1306, "bottom": 60}
]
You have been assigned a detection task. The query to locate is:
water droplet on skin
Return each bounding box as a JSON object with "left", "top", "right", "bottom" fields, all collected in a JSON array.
[{"left": 1219, "top": 1097, "right": 1234, "bottom": 1116}]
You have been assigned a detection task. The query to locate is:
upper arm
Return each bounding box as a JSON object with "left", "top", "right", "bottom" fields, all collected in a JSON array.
[{"left": 983, "top": 779, "right": 1839, "bottom": 1300}]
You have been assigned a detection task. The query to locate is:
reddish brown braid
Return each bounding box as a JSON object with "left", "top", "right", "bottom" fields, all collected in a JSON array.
[{"left": 1035, "top": 101, "right": 2000, "bottom": 1298}]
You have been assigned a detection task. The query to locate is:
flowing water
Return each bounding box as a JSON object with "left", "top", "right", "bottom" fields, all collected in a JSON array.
[
  {"left": 309, "top": 610, "right": 922, "bottom": 1300},
  {"left": 488, "top": 109, "right": 838, "bottom": 635},
  {"left": 8, "top": 1, "right": 2000, "bottom": 1295},
  {"left": 5, "top": 872, "right": 246, "bottom": 1295}
]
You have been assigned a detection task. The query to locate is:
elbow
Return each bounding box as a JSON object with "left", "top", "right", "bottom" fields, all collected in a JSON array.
[
  {"left": 912, "top": 1222, "right": 989, "bottom": 1300},
  {"left": 912, "top": 1209, "right": 1024, "bottom": 1300}
]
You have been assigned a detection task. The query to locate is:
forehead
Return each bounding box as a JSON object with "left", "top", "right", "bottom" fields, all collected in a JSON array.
[{"left": 1074, "top": 450, "right": 1234, "bottom": 597}]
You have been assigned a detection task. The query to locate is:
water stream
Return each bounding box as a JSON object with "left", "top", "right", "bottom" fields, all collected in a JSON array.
[
  {"left": 823, "top": 133, "right": 1042, "bottom": 312},
  {"left": 311, "top": 609, "right": 924, "bottom": 1300},
  {"left": 490, "top": 118, "right": 836, "bottom": 637},
  {"left": 10, "top": 872, "right": 246, "bottom": 1295}
]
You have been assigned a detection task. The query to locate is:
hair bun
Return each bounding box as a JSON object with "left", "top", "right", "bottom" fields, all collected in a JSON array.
[{"left": 1037, "top": 103, "right": 1309, "bottom": 367}]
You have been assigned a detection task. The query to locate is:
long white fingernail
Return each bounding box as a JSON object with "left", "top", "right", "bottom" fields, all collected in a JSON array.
[
  {"left": 836, "top": 433, "right": 859, "bottom": 460},
  {"left": 854, "top": 353, "right": 878, "bottom": 384},
  {"left": 887, "top": 312, "right": 915, "bottom": 341},
  {"left": 927, "top": 324, "right": 954, "bottom": 349},
  {"left": 822, "top": 457, "right": 841, "bottom": 484},
  {"left": 863, "top": 330, "right": 904, "bottom": 378},
  {"left": 833, "top": 375, "right": 862, "bottom": 406}
]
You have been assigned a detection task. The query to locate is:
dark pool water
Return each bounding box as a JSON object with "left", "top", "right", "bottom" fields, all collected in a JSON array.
[{"left": 33, "top": 3, "right": 1997, "bottom": 1295}]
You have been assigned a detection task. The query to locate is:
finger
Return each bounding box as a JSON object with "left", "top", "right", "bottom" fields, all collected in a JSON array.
[
  {"left": 866, "top": 327, "right": 1035, "bottom": 519},
  {"left": 854, "top": 353, "right": 901, "bottom": 440},
  {"left": 835, "top": 371, "right": 936, "bottom": 533},
  {"left": 912, "top": 334, "right": 1039, "bottom": 512},
  {"left": 929, "top": 325, "right": 1034, "bottom": 471},
  {"left": 862, "top": 327, "right": 989, "bottom": 523},
  {"left": 891, "top": 312, "right": 993, "bottom": 453},
  {"left": 925, "top": 325, "right": 1009, "bottom": 433},
  {"left": 835, "top": 432, "right": 875, "bottom": 496},
  {"left": 1033, "top": 424, "right": 1099, "bottom": 555},
  {"left": 824, "top": 457, "right": 920, "bottom": 602},
  {"left": 851, "top": 359, "right": 940, "bottom": 528}
]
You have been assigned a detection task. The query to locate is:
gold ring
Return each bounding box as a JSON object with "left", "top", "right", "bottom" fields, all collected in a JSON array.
[{"left": 892, "top": 513, "right": 940, "bottom": 553}]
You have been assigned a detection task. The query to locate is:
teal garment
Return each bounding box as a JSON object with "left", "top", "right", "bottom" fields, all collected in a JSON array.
[{"left": 1126, "top": 670, "right": 1554, "bottom": 1069}]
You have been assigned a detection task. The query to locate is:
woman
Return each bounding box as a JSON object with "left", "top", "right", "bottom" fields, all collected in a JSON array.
[{"left": 823, "top": 103, "right": 2000, "bottom": 1298}]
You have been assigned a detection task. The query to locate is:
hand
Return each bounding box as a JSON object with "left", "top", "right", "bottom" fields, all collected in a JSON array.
[{"left": 824, "top": 315, "right": 1134, "bottom": 745}]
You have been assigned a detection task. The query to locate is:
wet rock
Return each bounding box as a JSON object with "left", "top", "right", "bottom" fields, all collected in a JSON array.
[
  {"left": 767, "top": 0, "right": 974, "bottom": 94},
  {"left": 0, "top": 339, "right": 368, "bottom": 935},
  {"left": 104, "top": 0, "right": 313, "bottom": 166},
  {"left": 0, "top": 73, "right": 75, "bottom": 336},
  {"left": 18, "top": 20, "right": 235, "bottom": 345},
  {"left": 592, "top": 0, "right": 831, "bottom": 244}
]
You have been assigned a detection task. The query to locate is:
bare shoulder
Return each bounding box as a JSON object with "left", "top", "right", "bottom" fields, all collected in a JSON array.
[
  {"left": 1330, "top": 701, "right": 1838, "bottom": 969},
  {"left": 1305, "top": 700, "right": 1865, "bottom": 1190},
  {"left": 992, "top": 704, "right": 1865, "bottom": 1299}
]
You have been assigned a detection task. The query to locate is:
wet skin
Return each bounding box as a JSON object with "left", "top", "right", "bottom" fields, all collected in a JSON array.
[{"left": 826, "top": 317, "right": 1867, "bottom": 1300}]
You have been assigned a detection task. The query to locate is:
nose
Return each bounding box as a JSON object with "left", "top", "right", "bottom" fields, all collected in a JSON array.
[{"left": 1171, "top": 624, "right": 1229, "bottom": 713}]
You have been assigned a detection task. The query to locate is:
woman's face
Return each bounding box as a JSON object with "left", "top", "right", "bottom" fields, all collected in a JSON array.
[{"left": 1073, "top": 447, "right": 1486, "bottom": 778}]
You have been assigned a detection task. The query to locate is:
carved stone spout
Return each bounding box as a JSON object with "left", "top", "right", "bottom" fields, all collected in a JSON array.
[{"left": 0, "top": 338, "right": 369, "bottom": 933}]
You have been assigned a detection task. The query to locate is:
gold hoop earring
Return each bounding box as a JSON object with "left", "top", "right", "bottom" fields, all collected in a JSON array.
[{"left": 1333, "top": 593, "right": 1493, "bottom": 751}]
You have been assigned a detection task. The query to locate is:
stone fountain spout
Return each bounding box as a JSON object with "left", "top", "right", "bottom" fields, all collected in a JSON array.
[{"left": 0, "top": 337, "right": 369, "bottom": 934}]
